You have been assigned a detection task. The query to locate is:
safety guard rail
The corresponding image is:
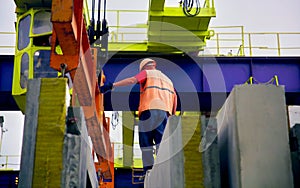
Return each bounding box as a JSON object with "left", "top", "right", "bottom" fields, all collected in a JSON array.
[
  {"left": 0, "top": 155, "right": 20, "bottom": 170},
  {"left": 1, "top": 10, "right": 299, "bottom": 56}
]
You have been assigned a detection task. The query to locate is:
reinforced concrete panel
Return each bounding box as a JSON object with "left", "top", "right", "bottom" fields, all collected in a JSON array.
[
  {"left": 19, "top": 78, "right": 69, "bottom": 187},
  {"left": 144, "top": 116, "right": 184, "bottom": 188},
  {"left": 217, "top": 84, "right": 293, "bottom": 188},
  {"left": 18, "top": 79, "right": 41, "bottom": 188},
  {"left": 290, "top": 124, "right": 300, "bottom": 188},
  {"left": 62, "top": 107, "right": 98, "bottom": 188},
  {"left": 201, "top": 116, "right": 221, "bottom": 188}
]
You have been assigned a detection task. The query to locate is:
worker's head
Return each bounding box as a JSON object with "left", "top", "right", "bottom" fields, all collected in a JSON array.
[{"left": 139, "top": 58, "right": 156, "bottom": 71}]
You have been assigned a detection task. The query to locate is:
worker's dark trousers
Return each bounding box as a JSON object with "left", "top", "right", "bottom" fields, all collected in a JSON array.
[{"left": 138, "top": 109, "right": 168, "bottom": 173}]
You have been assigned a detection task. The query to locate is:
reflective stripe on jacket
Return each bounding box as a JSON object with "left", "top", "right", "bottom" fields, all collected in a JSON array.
[{"left": 138, "top": 70, "right": 177, "bottom": 115}]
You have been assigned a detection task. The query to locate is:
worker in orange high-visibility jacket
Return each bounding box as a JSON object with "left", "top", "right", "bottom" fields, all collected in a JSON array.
[{"left": 100, "top": 58, "right": 177, "bottom": 178}]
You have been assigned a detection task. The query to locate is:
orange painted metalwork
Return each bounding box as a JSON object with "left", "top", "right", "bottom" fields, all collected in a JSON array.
[
  {"left": 94, "top": 117, "right": 115, "bottom": 188},
  {"left": 50, "top": 0, "right": 114, "bottom": 185},
  {"left": 50, "top": 0, "right": 80, "bottom": 72}
]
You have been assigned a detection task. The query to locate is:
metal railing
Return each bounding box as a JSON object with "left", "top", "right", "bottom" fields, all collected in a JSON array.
[
  {"left": 100, "top": 9, "right": 148, "bottom": 43},
  {"left": 87, "top": 9, "right": 300, "bottom": 56},
  {"left": 0, "top": 155, "right": 20, "bottom": 170},
  {"left": 1, "top": 18, "right": 299, "bottom": 56},
  {"left": 0, "top": 32, "right": 15, "bottom": 55},
  {"left": 205, "top": 26, "right": 300, "bottom": 56},
  {"left": 80, "top": 8, "right": 300, "bottom": 56}
]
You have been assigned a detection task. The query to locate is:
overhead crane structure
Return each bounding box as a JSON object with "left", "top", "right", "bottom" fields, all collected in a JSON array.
[
  {"left": 12, "top": 0, "right": 114, "bottom": 187},
  {"left": 2, "top": 0, "right": 300, "bottom": 187},
  {"left": 107, "top": 0, "right": 216, "bottom": 53},
  {"left": 11, "top": 0, "right": 216, "bottom": 110},
  {"left": 7, "top": 0, "right": 217, "bottom": 187}
]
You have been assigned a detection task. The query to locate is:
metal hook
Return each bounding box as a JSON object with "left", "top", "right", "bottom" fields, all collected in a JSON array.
[{"left": 60, "top": 63, "right": 67, "bottom": 78}]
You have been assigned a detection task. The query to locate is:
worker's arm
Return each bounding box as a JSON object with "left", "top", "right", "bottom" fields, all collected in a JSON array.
[
  {"left": 99, "top": 76, "right": 138, "bottom": 93},
  {"left": 113, "top": 77, "right": 137, "bottom": 87},
  {"left": 100, "top": 71, "right": 144, "bottom": 93}
]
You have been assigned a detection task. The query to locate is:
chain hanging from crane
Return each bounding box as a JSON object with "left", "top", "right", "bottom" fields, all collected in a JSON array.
[{"left": 180, "top": 0, "right": 201, "bottom": 17}]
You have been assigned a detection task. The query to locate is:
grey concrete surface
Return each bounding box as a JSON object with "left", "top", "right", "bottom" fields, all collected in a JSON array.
[
  {"left": 144, "top": 116, "right": 184, "bottom": 188},
  {"left": 201, "top": 116, "right": 221, "bottom": 188},
  {"left": 62, "top": 107, "right": 98, "bottom": 188},
  {"left": 290, "top": 123, "right": 300, "bottom": 188},
  {"left": 217, "top": 84, "right": 294, "bottom": 188},
  {"left": 18, "top": 79, "right": 98, "bottom": 188},
  {"left": 18, "top": 79, "right": 41, "bottom": 188}
]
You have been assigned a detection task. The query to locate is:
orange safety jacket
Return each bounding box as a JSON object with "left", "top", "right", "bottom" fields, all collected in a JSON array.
[{"left": 138, "top": 70, "right": 177, "bottom": 116}]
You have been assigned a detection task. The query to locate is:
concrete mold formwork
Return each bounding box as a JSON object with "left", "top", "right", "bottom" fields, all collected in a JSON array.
[
  {"left": 18, "top": 78, "right": 98, "bottom": 187},
  {"left": 217, "top": 84, "right": 294, "bottom": 188}
]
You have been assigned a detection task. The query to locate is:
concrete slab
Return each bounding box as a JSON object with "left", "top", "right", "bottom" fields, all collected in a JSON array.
[
  {"left": 144, "top": 116, "right": 184, "bottom": 188},
  {"left": 19, "top": 78, "right": 68, "bottom": 187},
  {"left": 18, "top": 79, "right": 41, "bottom": 188},
  {"left": 201, "top": 116, "right": 221, "bottom": 188},
  {"left": 290, "top": 124, "right": 300, "bottom": 187},
  {"left": 62, "top": 107, "right": 98, "bottom": 188},
  {"left": 217, "top": 84, "right": 294, "bottom": 188}
]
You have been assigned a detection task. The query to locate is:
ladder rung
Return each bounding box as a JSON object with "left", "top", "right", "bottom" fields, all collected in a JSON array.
[{"left": 132, "top": 167, "right": 145, "bottom": 184}]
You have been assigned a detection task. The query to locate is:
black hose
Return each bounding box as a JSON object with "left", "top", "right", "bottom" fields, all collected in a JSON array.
[
  {"left": 96, "top": 0, "right": 102, "bottom": 40},
  {"left": 103, "top": 0, "right": 107, "bottom": 20},
  {"left": 91, "top": 0, "right": 95, "bottom": 21},
  {"left": 101, "top": 0, "right": 109, "bottom": 59},
  {"left": 182, "top": 0, "right": 201, "bottom": 17},
  {"left": 101, "top": 0, "right": 108, "bottom": 36},
  {"left": 97, "top": 0, "right": 101, "bottom": 21},
  {"left": 88, "top": 0, "right": 96, "bottom": 44}
]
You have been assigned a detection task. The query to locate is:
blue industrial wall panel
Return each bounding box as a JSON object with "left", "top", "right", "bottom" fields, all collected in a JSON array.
[
  {"left": 0, "top": 55, "right": 14, "bottom": 91},
  {"left": 103, "top": 56, "right": 300, "bottom": 93},
  {"left": 0, "top": 55, "right": 18, "bottom": 111},
  {"left": 202, "top": 57, "right": 300, "bottom": 92},
  {"left": 1, "top": 54, "right": 300, "bottom": 111},
  {"left": 0, "top": 170, "right": 19, "bottom": 188},
  {"left": 102, "top": 55, "right": 300, "bottom": 111},
  {"left": 102, "top": 56, "right": 203, "bottom": 93},
  {"left": 252, "top": 63, "right": 300, "bottom": 92},
  {"left": 202, "top": 61, "right": 251, "bottom": 92}
]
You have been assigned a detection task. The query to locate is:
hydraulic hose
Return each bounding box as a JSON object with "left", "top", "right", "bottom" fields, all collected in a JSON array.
[
  {"left": 96, "top": 0, "right": 101, "bottom": 40},
  {"left": 182, "top": 0, "right": 201, "bottom": 17},
  {"left": 88, "top": 0, "right": 96, "bottom": 44}
]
